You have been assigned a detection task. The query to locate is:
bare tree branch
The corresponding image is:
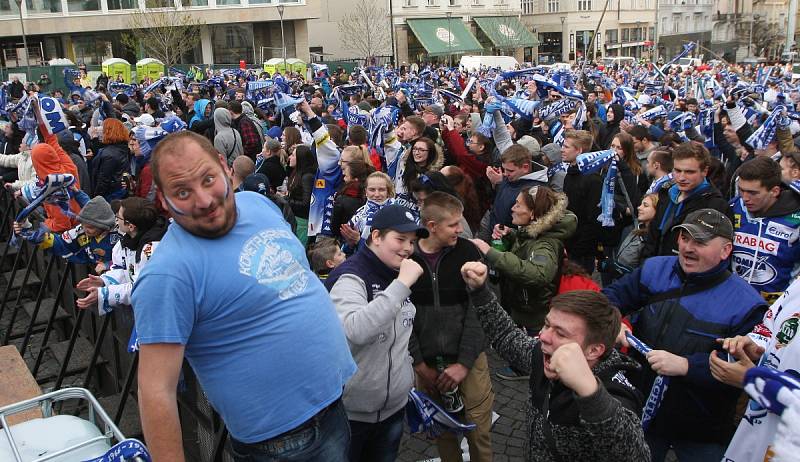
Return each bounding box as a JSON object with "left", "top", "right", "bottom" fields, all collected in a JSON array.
[
  {"left": 337, "top": 0, "right": 392, "bottom": 60},
  {"left": 121, "top": 1, "right": 205, "bottom": 74}
]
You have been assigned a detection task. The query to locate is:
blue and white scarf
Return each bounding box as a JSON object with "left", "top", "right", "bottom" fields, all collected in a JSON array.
[
  {"left": 746, "top": 106, "right": 785, "bottom": 150},
  {"left": 577, "top": 149, "right": 617, "bottom": 226},
  {"left": 637, "top": 105, "right": 668, "bottom": 122},
  {"left": 626, "top": 332, "right": 670, "bottom": 431}
]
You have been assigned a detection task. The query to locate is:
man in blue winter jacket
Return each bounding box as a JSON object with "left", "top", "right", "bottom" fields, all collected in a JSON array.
[{"left": 605, "top": 208, "right": 767, "bottom": 462}]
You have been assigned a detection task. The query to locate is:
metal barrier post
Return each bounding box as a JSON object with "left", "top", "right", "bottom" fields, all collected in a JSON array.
[
  {"left": 31, "top": 264, "right": 72, "bottom": 377},
  {"left": 2, "top": 246, "right": 40, "bottom": 345},
  {"left": 17, "top": 254, "right": 58, "bottom": 355}
]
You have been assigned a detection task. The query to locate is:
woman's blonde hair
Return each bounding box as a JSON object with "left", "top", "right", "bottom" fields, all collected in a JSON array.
[
  {"left": 342, "top": 145, "right": 371, "bottom": 165},
  {"left": 365, "top": 171, "right": 395, "bottom": 198}
]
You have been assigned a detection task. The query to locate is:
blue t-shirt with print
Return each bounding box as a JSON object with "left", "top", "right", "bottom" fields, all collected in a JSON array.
[{"left": 132, "top": 192, "right": 356, "bottom": 443}]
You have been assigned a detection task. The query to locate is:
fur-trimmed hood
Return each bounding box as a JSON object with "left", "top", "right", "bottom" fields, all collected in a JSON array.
[{"left": 518, "top": 192, "right": 577, "bottom": 240}]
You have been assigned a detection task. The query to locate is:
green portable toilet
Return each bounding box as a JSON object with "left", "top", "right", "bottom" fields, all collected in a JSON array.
[
  {"left": 102, "top": 58, "right": 131, "bottom": 84},
  {"left": 285, "top": 58, "right": 307, "bottom": 75},
  {"left": 136, "top": 58, "right": 165, "bottom": 81}
]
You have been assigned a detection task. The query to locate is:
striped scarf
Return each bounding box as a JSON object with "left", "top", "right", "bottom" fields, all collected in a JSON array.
[{"left": 746, "top": 106, "right": 786, "bottom": 150}]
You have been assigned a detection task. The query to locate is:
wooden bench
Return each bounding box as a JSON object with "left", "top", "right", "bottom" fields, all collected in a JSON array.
[{"left": 0, "top": 345, "right": 42, "bottom": 425}]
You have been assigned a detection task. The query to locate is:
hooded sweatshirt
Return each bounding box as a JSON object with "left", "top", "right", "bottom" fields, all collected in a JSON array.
[
  {"left": 489, "top": 167, "right": 549, "bottom": 230},
  {"left": 31, "top": 126, "right": 82, "bottom": 232},
  {"left": 730, "top": 188, "right": 800, "bottom": 303},
  {"left": 213, "top": 108, "right": 243, "bottom": 165},
  {"left": 597, "top": 104, "right": 624, "bottom": 150},
  {"left": 325, "top": 246, "right": 416, "bottom": 423}
]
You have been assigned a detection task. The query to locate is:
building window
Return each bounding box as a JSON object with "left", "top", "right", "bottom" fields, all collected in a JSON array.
[
  {"left": 648, "top": 26, "right": 654, "bottom": 40},
  {"left": 449, "top": 0, "right": 458, "bottom": 5},
  {"left": 25, "top": 0, "right": 61, "bottom": 13},
  {"left": 426, "top": 0, "right": 439, "bottom": 5},
  {"left": 577, "top": 0, "right": 591, "bottom": 10},
  {"left": 471, "top": 0, "right": 482, "bottom": 5},
  {"left": 606, "top": 29, "right": 618, "bottom": 43},
  {"left": 672, "top": 14, "right": 680, "bottom": 33},
  {"left": 108, "top": 0, "right": 137, "bottom": 9},
  {"left": 622, "top": 28, "right": 629, "bottom": 42},
  {"left": 521, "top": 0, "right": 534, "bottom": 13},
  {"left": 660, "top": 17, "right": 666, "bottom": 34},
  {"left": 547, "top": 0, "right": 558, "bottom": 12},
  {"left": 212, "top": 24, "right": 254, "bottom": 64},
  {"left": 67, "top": 0, "right": 100, "bottom": 12},
  {"left": 403, "top": 0, "right": 415, "bottom": 6}
]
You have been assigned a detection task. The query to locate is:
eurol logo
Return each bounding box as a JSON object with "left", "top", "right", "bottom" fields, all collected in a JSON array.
[{"left": 765, "top": 222, "right": 799, "bottom": 242}]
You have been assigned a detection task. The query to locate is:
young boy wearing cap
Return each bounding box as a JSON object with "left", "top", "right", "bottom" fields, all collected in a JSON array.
[
  {"left": 14, "top": 196, "right": 119, "bottom": 273},
  {"left": 325, "top": 204, "right": 427, "bottom": 462}
]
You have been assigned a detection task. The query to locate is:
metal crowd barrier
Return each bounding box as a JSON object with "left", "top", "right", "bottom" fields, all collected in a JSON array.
[{"left": 0, "top": 188, "right": 234, "bottom": 461}]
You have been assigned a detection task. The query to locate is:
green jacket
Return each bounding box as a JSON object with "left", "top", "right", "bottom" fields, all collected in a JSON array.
[{"left": 485, "top": 193, "right": 577, "bottom": 329}]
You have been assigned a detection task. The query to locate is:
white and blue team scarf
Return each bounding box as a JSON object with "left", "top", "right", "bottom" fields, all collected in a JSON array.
[
  {"left": 659, "top": 41, "right": 696, "bottom": 74},
  {"left": 647, "top": 172, "right": 673, "bottom": 194},
  {"left": 246, "top": 79, "right": 274, "bottom": 101},
  {"left": 550, "top": 120, "right": 565, "bottom": 146},
  {"left": 637, "top": 105, "right": 668, "bottom": 122},
  {"left": 699, "top": 108, "right": 716, "bottom": 149},
  {"left": 273, "top": 91, "right": 305, "bottom": 111},
  {"left": 576, "top": 149, "right": 617, "bottom": 226},
  {"left": 747, "top": 106, "right": 786, "bottom": 150},
  {"left": 0, "top": 83, "right": 9, "bottom": 116},
  {"left": 626, "top": 332, "right": 671, "bottom": 431},
  {"left": 539, "top": 98, "right": 579, "bottom": 122},
  {"left": 83, "top": 438, "right": 151, "bottom": 462}
]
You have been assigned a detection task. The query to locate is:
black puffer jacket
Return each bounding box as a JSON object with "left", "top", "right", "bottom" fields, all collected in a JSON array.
[
  {"left": 91, "top": 142, "right": 130, "bottom": 200},
  {"left": 287, "top": 172, "right": 315, "bottom": 219},
  {"left": 563, "top": 164, "right": 603, "bottom": 258}
]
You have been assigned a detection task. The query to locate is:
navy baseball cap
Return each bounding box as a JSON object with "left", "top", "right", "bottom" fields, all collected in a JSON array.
[{"left": 370, "top": 204, "right": 429, "bottom": 238}]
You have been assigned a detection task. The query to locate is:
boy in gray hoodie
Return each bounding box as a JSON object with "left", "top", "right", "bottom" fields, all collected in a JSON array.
[
  {"left": 213, "top": 107, "right": 243, "bottom": 165},
  {"left": 325, "top": 204, "right": 428, "bottom": 462}
]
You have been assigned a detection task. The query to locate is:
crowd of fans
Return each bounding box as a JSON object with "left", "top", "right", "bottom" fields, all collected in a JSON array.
[{"left": 1, "top": 50, "right": 800, "bottom": 462}]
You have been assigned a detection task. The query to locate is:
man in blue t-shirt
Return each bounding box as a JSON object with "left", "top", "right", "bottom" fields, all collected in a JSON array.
[{"left": 131, "top": 131, "right": 356, "bottom": 462}]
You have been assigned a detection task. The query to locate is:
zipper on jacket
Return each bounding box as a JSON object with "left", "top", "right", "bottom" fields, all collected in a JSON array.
[
  {"left": 379, "top": 319, "right": 397, "bottom": 422},
  {"left": 745, "top": 218, "right": 763, "bottom": 284}
]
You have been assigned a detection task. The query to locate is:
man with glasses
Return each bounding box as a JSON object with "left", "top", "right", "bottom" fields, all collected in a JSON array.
[{"left": 75, "top": 197, "right": 167, "bottom": 316}]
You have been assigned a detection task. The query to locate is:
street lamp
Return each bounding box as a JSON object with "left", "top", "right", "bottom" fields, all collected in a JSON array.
[
  {"left": 446, "top": 12, "right": 452, "bottom": 67},
  {"left": 277, "top": 4, "right": 287, "bottom": 76},
  {"left": 636, "top": 20, "right": 641, "bottom": 59},
  {"left": 749, "top": 13, "right": 759, "bottom": 58},
  {"left": 14, "top": 0, "right": 31, "bottom": 83},
  {"left": 560, "top": 16, "right": 566, "bottom": 62}
]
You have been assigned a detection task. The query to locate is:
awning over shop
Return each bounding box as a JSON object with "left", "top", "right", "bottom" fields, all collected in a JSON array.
[
  {"left": 406, "top": 18, "right": 483, "bottom": 56},
  {"left": 474, "top": 16, "right": 539, "bottom": 48}
]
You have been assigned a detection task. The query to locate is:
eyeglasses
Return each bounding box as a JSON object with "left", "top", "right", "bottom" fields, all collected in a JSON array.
[{"left": 412, "top": 147, "right": 429, "bottom": 153}]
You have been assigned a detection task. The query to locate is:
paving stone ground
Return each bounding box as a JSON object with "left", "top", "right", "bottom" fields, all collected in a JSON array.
[{"left": 397, "top": 348, "right": 529, "bottom": 462}]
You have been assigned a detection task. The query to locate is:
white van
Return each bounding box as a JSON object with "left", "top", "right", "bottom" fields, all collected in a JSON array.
[
  {"left": 459, "top": 55, "right": 520, "bottom": 72},
  {"left": 601, "top": 56, "right": 636, "bottom": 68}
]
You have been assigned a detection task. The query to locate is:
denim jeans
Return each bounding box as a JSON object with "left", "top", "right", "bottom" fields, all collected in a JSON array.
[
  {"left": 646, "top": 434, "right": 727, "bottom": 462},
  {"left": 348, "top": 408, "right": 405, "bottom": 462},
  {"left": 229, "top": 398, "right": 350, "bottom": 462}
]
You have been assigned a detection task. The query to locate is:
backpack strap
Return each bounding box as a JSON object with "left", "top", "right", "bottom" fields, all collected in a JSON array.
[{"left": 646, "top": 270, "right": 731, "bottom": 305}]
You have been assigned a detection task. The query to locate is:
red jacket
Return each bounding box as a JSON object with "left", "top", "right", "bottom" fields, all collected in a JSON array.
[
  {"left": 31, "top": 123, "right": 81, "bottom": 232},
  {"left": 441, "top": 128, "right": 487, "bottom": 183}
]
